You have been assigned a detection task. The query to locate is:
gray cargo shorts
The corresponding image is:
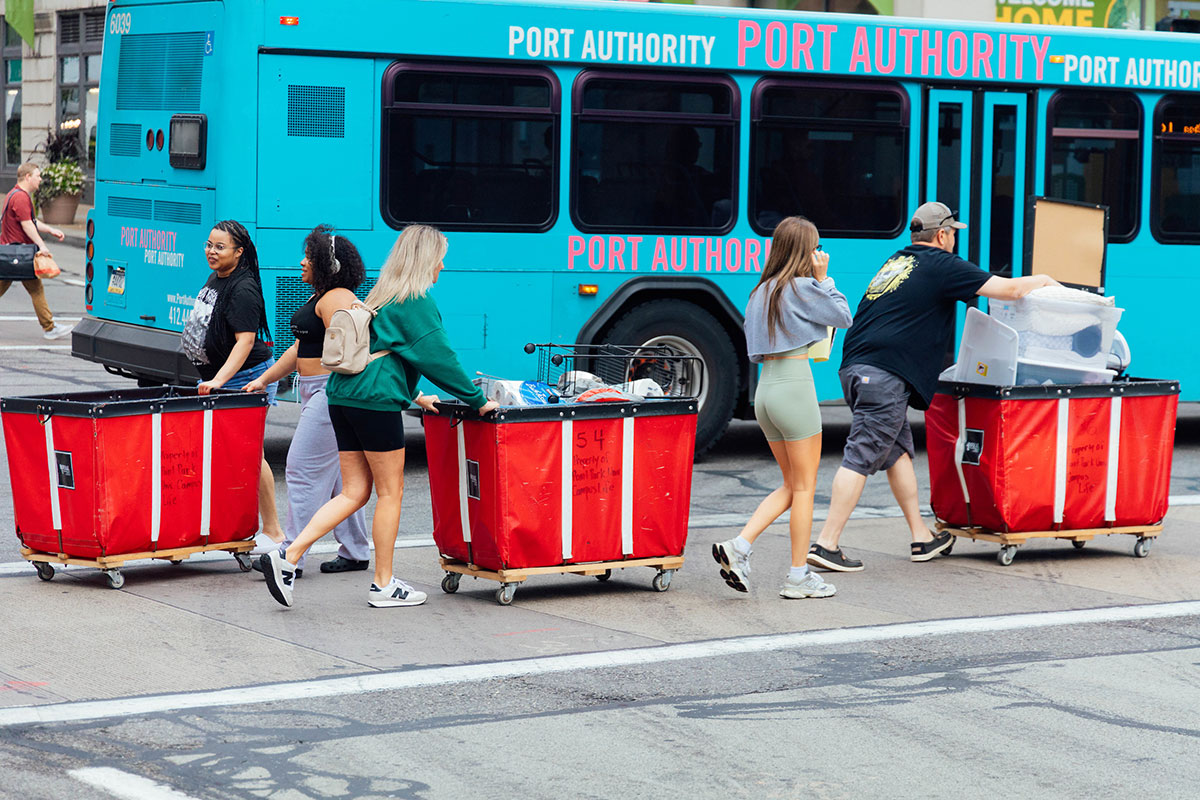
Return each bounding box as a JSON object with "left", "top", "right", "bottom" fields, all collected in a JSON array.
[{"left": 839, "top": 363, "right": 916, "bottom": 477}]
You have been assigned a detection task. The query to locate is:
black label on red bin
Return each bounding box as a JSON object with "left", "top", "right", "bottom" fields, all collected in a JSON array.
[
  {"left": 54, "top": 451, "right": 74, "bottom": 490},
  {"left": 962, "top": 429, "right": 984, "bottom": 466},
  {"left": 466, "top": 460, "right": 480, "bottom": 500}
]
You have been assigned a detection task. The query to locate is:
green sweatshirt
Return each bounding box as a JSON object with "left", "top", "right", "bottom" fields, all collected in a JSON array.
[{"left": 326, "top": 292, "right": 488, "bottom": 412}]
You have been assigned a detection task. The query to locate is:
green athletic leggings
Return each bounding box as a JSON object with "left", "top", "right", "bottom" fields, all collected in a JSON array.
[{"left": 753, "top": 348, "right": 822, "bottom": 442}]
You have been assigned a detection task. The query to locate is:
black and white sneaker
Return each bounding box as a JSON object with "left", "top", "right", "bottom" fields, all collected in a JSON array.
[
  {"left": 807, "top": 543, "right": 865, "bottom": 572},
  {"left": 368, "top": 577, "right": 428, "bottom": 608},
  {"left": 911, "top": 530, "right": 955, "bottom": 562},
  {"left": 261, "top": 549, "right": 297, "bottom": 607}
]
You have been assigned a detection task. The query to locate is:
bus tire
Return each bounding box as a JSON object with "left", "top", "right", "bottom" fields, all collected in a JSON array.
[{"left": 601, "top": 299, "right": 738, "bottom": 456}]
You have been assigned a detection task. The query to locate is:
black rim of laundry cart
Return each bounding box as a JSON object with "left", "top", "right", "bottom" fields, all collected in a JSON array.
[
  {"left": 936, "top": 377, "right": 1180, "bottom": 401},
  {"left": 0, "top": 385, "right": 269, "bottom": 418},
  {"left": 431, "top": 397, "right": 698, "bottom": 423}
]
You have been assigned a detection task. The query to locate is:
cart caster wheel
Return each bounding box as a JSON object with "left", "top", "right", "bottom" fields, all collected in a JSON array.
[
  {"left": 1072, "top": 540, "right": 1086, "bottom": 550},
  {"left": 441, "top": 573, "right": 461, "bottom": 594},
  {"left": 496, "top": 583, "right": 516, "bottom": 605},
  {"left": 234, "top": 552, "right": 253, "bottom": 572},
  {"left": 1134, "top": 537, "right": 1152, "bottom": 558},
  {"left": 997, "top": 546, "right": 1017, "bottom": 567},
  {"left": 34, "top": 562, "right": 54, "bottom": 582},
  {"left": 652, "top": 569, "right": 674, "bottom": 592},
  {"left": 105, "top": 569, "right": 125, "bottom": 590},
  {"left": 170, "top": 559, "right": 184, "bottom": 566},
  {"left": 595, "top": 569, "right": 612, "bottom": 582}
]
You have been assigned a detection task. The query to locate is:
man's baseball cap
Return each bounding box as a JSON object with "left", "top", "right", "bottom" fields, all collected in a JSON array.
[{"left": 910, "top": 201, "right": 967, "bottom": 232}]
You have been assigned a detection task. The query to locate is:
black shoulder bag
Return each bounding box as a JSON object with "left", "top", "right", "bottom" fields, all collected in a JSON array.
[{"left": 0, "top": 189, "right": 37, "bottom": 281}]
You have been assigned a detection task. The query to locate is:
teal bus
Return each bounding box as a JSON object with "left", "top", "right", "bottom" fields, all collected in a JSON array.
[{"left": 75, "top": 0, "right": 1200, "bottom": 452}]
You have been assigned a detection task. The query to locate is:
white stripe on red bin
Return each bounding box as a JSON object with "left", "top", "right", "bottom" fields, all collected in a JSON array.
[{"left": 2, "top": 600, "right": 1198, "bottom": 728}]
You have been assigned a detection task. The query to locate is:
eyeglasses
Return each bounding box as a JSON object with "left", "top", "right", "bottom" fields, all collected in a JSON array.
[{"left": 204, "top": 242, "right": 230, "bottom": 253}]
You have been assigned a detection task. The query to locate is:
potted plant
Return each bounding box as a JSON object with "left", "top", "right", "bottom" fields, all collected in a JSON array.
[{"left": 34, "top": 127, "right": 85, "bottom": 225}]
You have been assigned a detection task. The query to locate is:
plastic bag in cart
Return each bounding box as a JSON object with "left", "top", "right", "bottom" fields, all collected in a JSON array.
[{"left": 486, "top": 379, "right": 561, "bottom": 406}]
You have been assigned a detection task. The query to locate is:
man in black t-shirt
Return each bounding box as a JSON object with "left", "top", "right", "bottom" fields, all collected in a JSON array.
[{"left": 806, "top": 202, "right": 1058, "bottom": 574}]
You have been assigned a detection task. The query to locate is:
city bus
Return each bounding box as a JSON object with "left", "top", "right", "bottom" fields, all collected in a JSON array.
[{"left": 75, "top": 0, "right": 1200, "bottom": 453}]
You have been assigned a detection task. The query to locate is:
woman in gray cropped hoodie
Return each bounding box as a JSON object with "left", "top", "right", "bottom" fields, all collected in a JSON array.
[{"left": 713, "top": 216, "right": 853, "bottom": 600}]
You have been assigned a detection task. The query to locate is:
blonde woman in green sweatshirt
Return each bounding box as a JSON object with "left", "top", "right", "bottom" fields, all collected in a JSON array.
[{"left": 261, "top": 225, "right": 498, "bottom": 609}]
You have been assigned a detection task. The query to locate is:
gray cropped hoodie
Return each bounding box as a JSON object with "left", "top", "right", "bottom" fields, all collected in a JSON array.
[{"left": 744, "top": 277, "right": 854, "bottom": 363}]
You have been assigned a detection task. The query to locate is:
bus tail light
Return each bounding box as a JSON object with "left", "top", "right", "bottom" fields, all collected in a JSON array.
[{"left": 280, "top": 16, "right": 299, "bottom": 25}]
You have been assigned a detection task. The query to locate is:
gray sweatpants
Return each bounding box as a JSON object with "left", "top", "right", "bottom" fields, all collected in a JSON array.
[{"left": 283, "top": 374, "right": 370, "bottom": 568}]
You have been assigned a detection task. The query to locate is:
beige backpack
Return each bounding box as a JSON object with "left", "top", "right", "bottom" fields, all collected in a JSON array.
[{"left": 321, "top": 302, "right": 388, "bottom": 375}]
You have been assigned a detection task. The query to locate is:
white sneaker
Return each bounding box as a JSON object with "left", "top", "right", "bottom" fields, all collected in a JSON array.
[
  {"left": 712, "top": 538, "right": 751, "bottom": 593},
  {"left": 779, "top": 571, "right": 836, "bottom": 599},
  {"left": 250, "top": 532, "right": 284, "bottom": 556},
  {"left": 43, "top": 323, "right": 73, "bottom": 340},
  {"left": 261, "top": 549, "right": 297, "bottom": 608},
  {"left": 368, "top": 577, "right": 427, "bottom": 608}
]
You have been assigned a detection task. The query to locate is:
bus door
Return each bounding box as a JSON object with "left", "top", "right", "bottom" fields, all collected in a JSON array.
[{"left": 926, "top": 89, "right": 1029, "bottom": 356}]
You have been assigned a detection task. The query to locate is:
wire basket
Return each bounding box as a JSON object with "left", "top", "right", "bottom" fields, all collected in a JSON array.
[{"left": 522, "top": 342, "right": 705, "bottom": 400}]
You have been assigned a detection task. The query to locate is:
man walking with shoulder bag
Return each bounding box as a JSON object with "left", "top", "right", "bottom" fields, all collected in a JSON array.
[{"left": 0, "top": 162, "right": 70, "bottom": 339}]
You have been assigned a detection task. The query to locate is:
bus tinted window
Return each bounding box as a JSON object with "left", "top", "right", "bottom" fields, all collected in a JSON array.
[
  {"left": 751, "top": 81, "right": 907, "bottom": 237},
  {"left": 1153, "top": 95, "right": 1200, "bottom": 242},
  {"left": 382, "top": 64, "right": 557, "bottom": 230},
  {"left": 1048, "top": 91, "right": 1140, "bottom": 241},
  {"left": 572, "top": 73, "right": 737, "bottom": 232}
]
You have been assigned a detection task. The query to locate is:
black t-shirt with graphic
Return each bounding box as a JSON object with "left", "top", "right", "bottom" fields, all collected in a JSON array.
[
  {"left": 181, "top": 271, "right": 271, "bottom": 382},
  {"left": 840, "top": 244, "right": 991, "bottom": 409}
]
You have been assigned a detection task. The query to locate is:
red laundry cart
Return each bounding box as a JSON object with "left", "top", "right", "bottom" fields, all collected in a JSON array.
[
  {"left": 925, "top": 378, "right": 1178, "bottom": 565},
  {"left": 425, "top": 398, "right": 697, "bottom": 604},
  {"left": 1, "top": 386, "right": 268, "bottom": 588}
]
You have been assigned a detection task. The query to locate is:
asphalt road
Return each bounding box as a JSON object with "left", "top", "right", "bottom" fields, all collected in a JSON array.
[{"left": 1, "top": 243, "right": 1199, "bottom": 799}]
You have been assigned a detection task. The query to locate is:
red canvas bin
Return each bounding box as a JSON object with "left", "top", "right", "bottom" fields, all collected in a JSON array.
[
  {"left": 425, "top": 399, "right": 697, "bottom": 572},
  {"left": 1, "top": 386, "right": 268, "bottom": 558},
  {"left": 926, "top": 379, "right": 1178, "bottom": 533}
]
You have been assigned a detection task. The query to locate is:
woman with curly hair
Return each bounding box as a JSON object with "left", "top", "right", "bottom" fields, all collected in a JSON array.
[
  {"left": 244, "top": 225, "right": 370, "bottom": 574},
  {"left": 182, "top": 219, "right": 284, "bottom": 544}
]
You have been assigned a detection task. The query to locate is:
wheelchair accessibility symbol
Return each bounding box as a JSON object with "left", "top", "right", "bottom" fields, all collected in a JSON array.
[{"left": 204, "top": 31, "right": 214, "bottom": 56}]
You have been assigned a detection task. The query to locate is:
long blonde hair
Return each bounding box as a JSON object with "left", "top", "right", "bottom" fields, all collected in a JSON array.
[
  {"left": 365, "top": 225, "right": 447, "bottom": 309},
  {"left": 755, "top": 216, "right": 820, "bottom": 343}
]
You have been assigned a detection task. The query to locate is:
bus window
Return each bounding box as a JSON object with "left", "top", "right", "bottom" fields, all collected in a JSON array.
[
  {"left": 1152, "top": 95, "right": 1200, "bottom": 243},
  {"left": 751, "top": 80, "right": 907, "bottom": 237},
  {"left": 1047, "top": 90, "right": 1140, "bottom": 242},
  {"left": 571, "top": 72, "right": 737, "bottom": 233},
  {"left": 989, "top": 105, "right": 1018, "bottom": 275},
  {"left": 382, "top": 63, "right": 558, "bottom": 230}
]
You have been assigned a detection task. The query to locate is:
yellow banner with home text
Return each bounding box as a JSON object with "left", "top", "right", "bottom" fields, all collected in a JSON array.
[{"left": 996, "top": 0, "right": 1140, "bottom": 29}]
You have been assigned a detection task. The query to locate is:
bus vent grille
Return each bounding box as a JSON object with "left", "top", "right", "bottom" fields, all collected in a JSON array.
[
  {"left": 109, "top": 124, "right": 142, "bottom": 157},
  {"left": 273, "top": 274, "right": 376, "bottom": 362},
  {"left": 116, "top": 32, "right": 204, "bottom": 112},
  {"left": 286, "top": 85, "right": 345, "bottom": 138},
  {"left": 155, "top": 200, "right": 202, "bottom": 225},
  {"left": 108, "top": 196, "right": 153, "bottom": 220}
]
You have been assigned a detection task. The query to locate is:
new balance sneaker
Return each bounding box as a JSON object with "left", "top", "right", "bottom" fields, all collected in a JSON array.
[
  {"left": 712, "top": 538, "right": 751, "bottom": 593},
  {"left": 261, "top": 549, "right": 297, "bottom": 607},
  {"left": 251, "top": 558, "right": 301, "bottom": 579},
  {"left": 779, "top": 571, "right": 836, "bottom": 599},
  {"left": 911, "top": 530, "right": 955, "bottom": 562},
  {"left": 368, "top": 577, "right": 428, "bottom": 608},
  {"left": 43, "top": 323, "right": 73, "bottom": 340},
  {"left": 807, "top": 543, "right": 865, "bottom": 572}
]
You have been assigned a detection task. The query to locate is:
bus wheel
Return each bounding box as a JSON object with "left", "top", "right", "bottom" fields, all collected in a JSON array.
[{"left": 601, "top": 300, "right": 737, "bottom": 456}]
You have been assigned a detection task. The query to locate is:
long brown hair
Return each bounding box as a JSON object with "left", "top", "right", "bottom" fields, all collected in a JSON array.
[{"left": 755, "top": 216, "right": 820, "bottom": 343}]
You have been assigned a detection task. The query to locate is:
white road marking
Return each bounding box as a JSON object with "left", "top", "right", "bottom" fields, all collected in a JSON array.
[
  {"left": 0, "top": 315, "right": 82, "bottom": 321},
  {"left": 0, "top": 345, "right": 71, "bottom": 351},
  {"left": 2, "top": 600, "right": 1198, "bottom": 728},
  {"left": 61, "top": 279, "right": 85, "bottom": 287},
  {"left": 0, "top": 537, "right": 435, "bottom": 577},
  {"left": 70, "top": 767, "right": 201, "bottom": 800}
]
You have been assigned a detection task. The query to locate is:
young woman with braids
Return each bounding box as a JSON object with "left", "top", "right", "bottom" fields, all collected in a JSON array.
[
  {"left": 181, "top": 219, "right": 284, "bottom": 545},
  {"left": 243, "top": 225, "right": 370, "bottom": 576},
  {"left": 712, "top": 216, "right": 853, "bottom": 600}
]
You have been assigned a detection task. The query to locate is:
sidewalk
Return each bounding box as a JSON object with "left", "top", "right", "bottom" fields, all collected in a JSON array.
[
  {"left": 55, "top": 203, "right": 91, "bottom": 249},
  {"left": 1, "top": 505, "right": 1197, "bottom": 710}
]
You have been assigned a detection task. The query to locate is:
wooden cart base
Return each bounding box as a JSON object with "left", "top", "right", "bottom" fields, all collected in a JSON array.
[
  {"left": 439, "top": 555, "right": 685, "bottom": 605},
  {"left": 21, "top": 540, "right": 258, "bottom": 589},
  {"left": 934, "top": 523, "right": 1162, "bottom": 566}
]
